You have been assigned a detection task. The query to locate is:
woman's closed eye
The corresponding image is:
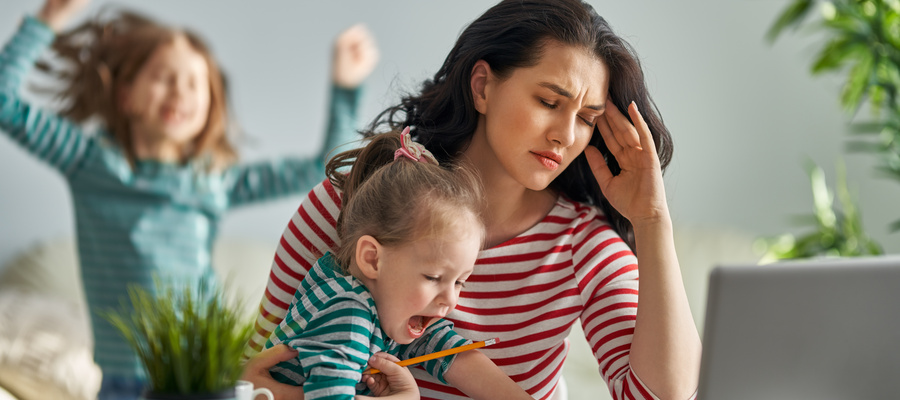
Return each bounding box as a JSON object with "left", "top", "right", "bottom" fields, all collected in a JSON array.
[
  {"left": 541, "top": 98, "right": 598, "bottom": 127},
  {"left": 578, "top": 114, "right": 597, "bottom": 127}
]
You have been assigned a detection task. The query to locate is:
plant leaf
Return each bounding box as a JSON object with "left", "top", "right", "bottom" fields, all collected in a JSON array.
[
  {"left": 812, "top": 38, "right": 865, "bottom": 73},
  {"left": 849, "top": 121, "right": 885, "bottom": 133},
  {"left": 806, "top": 160, "right": 837, "bottom": 229},
  {"left": 841, "top": 51, "right": 876, "bottom": 112},
  {"left": 766, "top": 0, "right": 817, "bottom": 43},
  {"left": 890, "top": 218, "right": 900, "bottom": 232},
  {"left": 846, "top": 139, "right": 884, "bottom": 152}
]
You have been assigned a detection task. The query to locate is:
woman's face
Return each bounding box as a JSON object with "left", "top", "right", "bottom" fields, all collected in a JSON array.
[{"left": 469, "top": 41, "right": 609, "bottom": 192}]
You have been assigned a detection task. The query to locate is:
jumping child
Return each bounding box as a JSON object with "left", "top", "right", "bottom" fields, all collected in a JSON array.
[{"left": 0, "top": 0, "right": 378, "bottom": 398}]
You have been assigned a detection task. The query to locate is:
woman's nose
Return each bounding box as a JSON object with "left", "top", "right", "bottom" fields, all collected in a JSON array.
[{"left": 547, "top": 114, "right": 577, "bottom": 147}]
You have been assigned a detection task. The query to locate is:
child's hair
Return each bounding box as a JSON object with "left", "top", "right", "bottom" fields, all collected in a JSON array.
[
  {"left": 36, "top": 8, "right": 236, "bottom": 169},
  {"left": 325, "top": 130, "right": 486, "bottom": 271}
]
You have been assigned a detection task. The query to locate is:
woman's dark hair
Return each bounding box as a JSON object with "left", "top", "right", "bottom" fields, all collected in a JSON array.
[{"left": 365, "top": 0, "right": 672, "bottom": 249}]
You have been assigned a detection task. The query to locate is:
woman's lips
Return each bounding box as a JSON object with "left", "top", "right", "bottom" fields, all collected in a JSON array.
[{"left": 531, "top": 151, "right": 562, "bottom": 171}]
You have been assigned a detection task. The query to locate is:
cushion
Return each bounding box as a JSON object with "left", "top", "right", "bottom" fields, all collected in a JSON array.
[
  {"left": 0, "top": 289, "right": 101, "bottom": 400},
  {"left": 0, "top": 384, "right": 19, "bottom": 400},
  {"left": 0, "top": 237, "right": 84, "bottom": 308},
  {"left": 210, "top": 237, "right": 279, "bottom": 320}
]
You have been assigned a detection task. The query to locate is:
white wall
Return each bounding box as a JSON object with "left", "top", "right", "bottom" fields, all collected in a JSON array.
[{"left": 1, "top": 0, "right": 897, "bottom": 269}]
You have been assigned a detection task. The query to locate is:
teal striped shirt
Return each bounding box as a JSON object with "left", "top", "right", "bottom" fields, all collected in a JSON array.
[
  {"left": 265, "top": 253, "right": 470, "bottom": 400},
  {"left": 0, "top": 16, "right": 362, "bottom": 381}
]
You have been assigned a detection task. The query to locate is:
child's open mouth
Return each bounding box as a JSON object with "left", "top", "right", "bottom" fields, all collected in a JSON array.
[{"left": 407, "top": 315, "right": 437, "bottom": 338}]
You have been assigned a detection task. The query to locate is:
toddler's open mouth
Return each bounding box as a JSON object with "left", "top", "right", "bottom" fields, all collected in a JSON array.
[{"left": 407, "top": 315, "right": 437, "bottom": 338}]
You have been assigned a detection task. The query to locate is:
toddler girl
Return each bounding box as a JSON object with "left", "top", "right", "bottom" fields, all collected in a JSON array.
[{"left": 264, "top": 128, "right": 532, "bottom": 400}]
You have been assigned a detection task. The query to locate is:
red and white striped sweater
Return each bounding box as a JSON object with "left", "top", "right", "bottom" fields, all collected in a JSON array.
[{"left": 247, "top": 179, "right": 662, "bottom": 400}]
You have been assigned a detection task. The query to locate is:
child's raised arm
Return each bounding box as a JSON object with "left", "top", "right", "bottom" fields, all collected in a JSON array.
[
  {"left": 37, "top": 0, "right": 89, "bottom": 32},
  {"left": 331, "top": 24, "right": 379, "bottom": 90},
  {"left": 325, "top": 23, "right": 379, "bottom": 156},
  {"left": 224, "top": 24, "right": 379, "bottom": 208},
  {"left": 0, "top": 2, "right": 92, "bottom": 176}
]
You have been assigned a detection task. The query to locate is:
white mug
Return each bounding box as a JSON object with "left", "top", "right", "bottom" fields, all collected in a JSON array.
[{"left": 235, "top": 380, "right": 274, "bottom": 400}]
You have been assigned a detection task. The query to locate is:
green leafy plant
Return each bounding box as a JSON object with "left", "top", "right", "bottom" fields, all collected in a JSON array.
[
  {"left": 102, "top": 279, "right": 254, "bottom": 396},
  {"left": 768, "top": 0, "right": 900, "bottom": 232},
  {"left": 758, "top": 159, "right": 883, "bottom": 262}
]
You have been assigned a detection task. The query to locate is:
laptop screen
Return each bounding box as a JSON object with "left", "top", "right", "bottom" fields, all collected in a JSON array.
[{"left": 697, "top": 255, "right": 900, "bottom": 400}]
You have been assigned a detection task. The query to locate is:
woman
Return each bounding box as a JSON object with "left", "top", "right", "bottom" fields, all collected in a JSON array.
[{"left": 243, "top": 0, "right": 701, "bottom": 399}]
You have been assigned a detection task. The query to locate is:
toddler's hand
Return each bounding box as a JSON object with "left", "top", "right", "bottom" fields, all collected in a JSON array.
[
  {"left": 332, "top": 24, "right": 379, "bottom": 89},
  {"left": 38, "top": 0, "right": 90, "bottom": 32},
  {"left": 358, "top": 352, "right": 419, "bottom": 400}
]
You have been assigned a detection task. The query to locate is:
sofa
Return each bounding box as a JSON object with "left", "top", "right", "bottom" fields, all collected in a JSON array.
[{"left": 0, "top": 224, "right": 759, "bottom": 400}]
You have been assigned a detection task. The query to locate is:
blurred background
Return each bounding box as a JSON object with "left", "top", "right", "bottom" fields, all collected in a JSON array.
[{"left": 1, "top": 0, "right": 897, "bottom": 270}]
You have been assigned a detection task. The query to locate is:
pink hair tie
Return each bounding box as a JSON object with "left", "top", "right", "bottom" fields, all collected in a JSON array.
[{"left": 394, "top": 126, "right": 438, "bottom": 165}]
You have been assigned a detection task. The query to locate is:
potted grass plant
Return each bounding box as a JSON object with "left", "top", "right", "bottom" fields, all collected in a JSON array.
[{"left": 102, "top": 279, "right": 255, "bottom": 400}]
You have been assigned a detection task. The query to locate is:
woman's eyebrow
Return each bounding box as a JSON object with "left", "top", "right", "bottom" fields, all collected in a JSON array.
[{"left": 538, "top": 82, "right": 605, "bottom": 111}]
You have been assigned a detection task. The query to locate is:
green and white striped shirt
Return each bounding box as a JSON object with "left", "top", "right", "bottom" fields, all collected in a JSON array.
[
  {"left": 0, "top": 16, "right": 362, "bottom": 382},
  {"left": 265, "top": 253, "right": 470, "bottom": 400}
]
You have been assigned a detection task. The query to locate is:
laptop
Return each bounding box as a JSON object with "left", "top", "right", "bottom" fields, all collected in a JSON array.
[{"left": 697, "top": 255, "right": 900, "bottom": 400}]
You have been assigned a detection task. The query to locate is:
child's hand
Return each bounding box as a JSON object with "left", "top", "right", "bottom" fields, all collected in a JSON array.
[
  {"left": 37, "top": 0, "right": 90, "bottom": 32},
  {"left": 358, "top": 352, "right": 419, "bottom": 400},
  {"left": 332, "top": 23, "right": 379, "bottom": 89}
]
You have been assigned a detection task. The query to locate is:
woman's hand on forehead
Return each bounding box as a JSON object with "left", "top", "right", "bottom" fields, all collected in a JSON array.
[{"left": 585, "top": 100, "right": 669, "bottom": 225}]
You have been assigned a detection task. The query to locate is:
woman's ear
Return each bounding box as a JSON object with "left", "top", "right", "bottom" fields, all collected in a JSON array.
[
  {"left": 355, "top": 235, "right": 382, "bottom": 280},
  {"left": 470, "top": 60, "right": 491, "bottom": 114}
]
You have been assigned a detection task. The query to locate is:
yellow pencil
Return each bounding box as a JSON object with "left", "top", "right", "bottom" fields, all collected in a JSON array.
[{"left": 366, "top": 338, "right": 499, "bottom": 374}]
